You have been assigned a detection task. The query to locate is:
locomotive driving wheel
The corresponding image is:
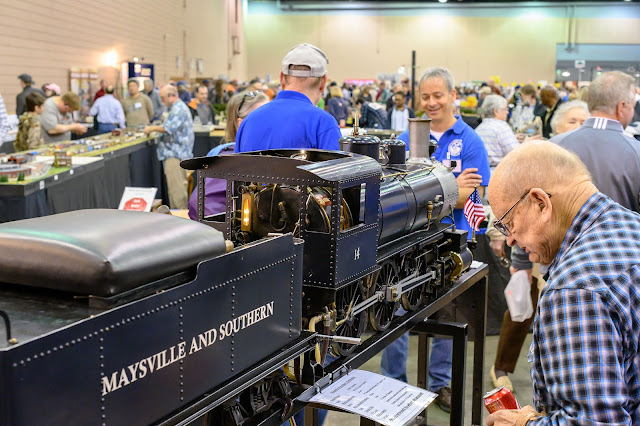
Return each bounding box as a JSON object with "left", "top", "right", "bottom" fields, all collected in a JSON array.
[
  {"left": 331, "top": 280, "right": 367, "bottom": 357},
  {"left": 368, "top": 260, "right": 400, "bottom": 332},
  {"left": 400, "top": 250, "right": 426, "bottom": 312}
]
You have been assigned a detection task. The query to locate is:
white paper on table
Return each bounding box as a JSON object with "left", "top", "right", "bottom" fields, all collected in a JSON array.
[
  {"left": 471, "top": 260, "right": 484, "bottom": 269},
  {"left": 304, "top": 370, "right": 436, "bottom": 426}
]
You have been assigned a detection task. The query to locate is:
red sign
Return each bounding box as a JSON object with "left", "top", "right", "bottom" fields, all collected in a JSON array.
[{"left": 123, "top": 197, "right": 148, "bottom": 211}]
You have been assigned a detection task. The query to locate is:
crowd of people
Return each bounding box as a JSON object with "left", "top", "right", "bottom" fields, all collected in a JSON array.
[{"left": 1, "top": 41, "right": 640, "bottom": 425}]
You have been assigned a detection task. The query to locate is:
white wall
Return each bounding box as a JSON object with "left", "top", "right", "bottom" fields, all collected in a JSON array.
[
  {"left": 244, "top": 2, "right": 640, "bottom": 85},
  {"left": 0, "top": 0, "right": 248, "bottom": 113}
]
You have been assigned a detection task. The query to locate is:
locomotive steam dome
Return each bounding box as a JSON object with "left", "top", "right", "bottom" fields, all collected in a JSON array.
[
  {"left": 339, "top": 111, "right": 383, "bottom": 161},
  {"left": 339, "top": 132, "right": 381, "bottom": 161}
]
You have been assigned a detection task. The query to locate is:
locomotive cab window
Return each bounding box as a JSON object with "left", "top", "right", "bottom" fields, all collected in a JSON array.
[{"left": 340, "top": 183, "right": 366, "bottom": 232}]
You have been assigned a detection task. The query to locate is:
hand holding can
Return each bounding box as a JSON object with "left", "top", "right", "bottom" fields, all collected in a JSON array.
[{"left": 484, "top": 386, "right": 521, "bottom": 413}]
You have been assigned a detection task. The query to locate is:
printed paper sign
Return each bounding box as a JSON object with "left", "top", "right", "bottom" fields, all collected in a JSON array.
[
  {"left": 306, "top": 370, "right": 436, "bottom": 426},
  {"left": 119, "top": 187, "right": 157, "bottom": 212}
]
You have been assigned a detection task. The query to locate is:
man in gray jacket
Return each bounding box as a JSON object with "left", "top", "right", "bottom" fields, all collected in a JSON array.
[{"left": 551, "top": 71, "right": 640, "bottom": 212}]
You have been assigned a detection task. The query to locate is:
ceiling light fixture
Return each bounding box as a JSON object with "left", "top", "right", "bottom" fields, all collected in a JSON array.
[{"left": 439, "top": 0, "right": 448, "bottom": 3}]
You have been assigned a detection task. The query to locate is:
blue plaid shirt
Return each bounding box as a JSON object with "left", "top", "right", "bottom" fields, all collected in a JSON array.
[
  {"left": 157, "top": 99, "right": 194, "bottom": 162},
  {"left": 529, "top": 192, "right": 640, "bottom": 424}
]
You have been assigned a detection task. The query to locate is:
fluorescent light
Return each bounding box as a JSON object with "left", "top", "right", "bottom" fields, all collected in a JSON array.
[{"left": 438, "top": 0, "right": 448, "bottom": 3}]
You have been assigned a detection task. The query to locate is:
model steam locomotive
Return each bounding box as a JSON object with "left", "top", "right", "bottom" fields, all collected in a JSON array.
[
  {"left": 184, "top": 117, "right": 472, "bottom": 363},
  {"left": 0, "top": 119, "right": 472, "bottom": 425}
]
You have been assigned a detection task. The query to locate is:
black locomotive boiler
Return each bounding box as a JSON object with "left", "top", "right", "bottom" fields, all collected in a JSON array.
[{"left": 183, "top": 118, "right": 472, "bottom": 361}]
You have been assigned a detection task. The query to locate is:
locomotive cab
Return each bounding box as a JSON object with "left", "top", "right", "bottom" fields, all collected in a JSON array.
[{"left": 182, "top": 149, "right": 382, "bottom": 289}]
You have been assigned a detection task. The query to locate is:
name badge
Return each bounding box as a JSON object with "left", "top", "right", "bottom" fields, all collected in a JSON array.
[{"left": 134, "top": 102, "right": 142, "bottom": 109}]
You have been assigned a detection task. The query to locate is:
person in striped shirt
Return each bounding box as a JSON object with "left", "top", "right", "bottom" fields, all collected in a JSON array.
[
  {"left": 476, "top": 94, "right": 539, "bottom": 172},
  {"left": 487, "top": 140, "right": 640, "bottom": 425}
]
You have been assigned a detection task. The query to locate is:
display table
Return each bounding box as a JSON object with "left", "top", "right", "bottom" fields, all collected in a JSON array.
[{"left": 0, "top": 133, "right": 166, "bottom": 222}]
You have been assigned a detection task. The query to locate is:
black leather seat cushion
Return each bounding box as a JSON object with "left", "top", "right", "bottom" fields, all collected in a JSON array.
[{"left": 0, "top": 209, "right": 227, "bottom": 296}]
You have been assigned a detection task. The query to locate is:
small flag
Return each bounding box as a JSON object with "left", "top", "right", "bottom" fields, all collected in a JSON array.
[{"left": 464, "top": 187, "right": 486, "bottom": 231}]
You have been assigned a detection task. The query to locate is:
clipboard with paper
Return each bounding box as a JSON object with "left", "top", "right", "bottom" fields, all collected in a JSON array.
[{"left": 298, "top": 369, "right": 437, "bottom": 426}]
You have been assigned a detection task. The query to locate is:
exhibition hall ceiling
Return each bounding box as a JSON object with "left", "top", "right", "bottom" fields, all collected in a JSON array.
[{"left": 274, "top": 0, "right": 638, "bottom": 9}]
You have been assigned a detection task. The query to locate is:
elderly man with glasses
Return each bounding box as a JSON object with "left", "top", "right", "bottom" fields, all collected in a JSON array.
[{"left": 486, "top": 140, "right": 640, "bottom": 426}]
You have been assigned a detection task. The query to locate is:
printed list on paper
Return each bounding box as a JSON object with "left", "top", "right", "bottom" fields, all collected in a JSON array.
[{"left": 308, "top": 370, "right": 437, "bottom": 426}]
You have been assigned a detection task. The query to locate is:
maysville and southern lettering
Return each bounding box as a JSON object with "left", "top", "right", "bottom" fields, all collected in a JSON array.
[{"left": 101, "top": 301, "right": 275, "bottom": 396}]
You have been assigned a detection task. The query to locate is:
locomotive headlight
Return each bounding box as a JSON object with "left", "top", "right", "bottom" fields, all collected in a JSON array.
[{"left": 241, "top": 193, "right": 252, "bottom": 232}]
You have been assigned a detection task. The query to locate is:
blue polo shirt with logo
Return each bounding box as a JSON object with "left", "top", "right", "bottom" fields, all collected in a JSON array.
[
  {"left": 397, "top": 116, "right": 491, "bottom": 237},
  {"left": 235, "top": 90, "right": 341, "bottom": 153}
]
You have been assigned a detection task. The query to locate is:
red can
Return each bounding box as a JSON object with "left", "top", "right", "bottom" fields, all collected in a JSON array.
[{"left": 483, "top": 386, "right": 521, "bottom": 414}]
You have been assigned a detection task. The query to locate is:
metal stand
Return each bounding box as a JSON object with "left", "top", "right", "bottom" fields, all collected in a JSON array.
[
  {"left": 414, "top": 263, "right": 489, "bottom": 426},
  {"left": 414, "top": 320, "right": 468, "bottom": 426},
  {"left": 250, "top": 264, "right": 488, "bottom": 426}
]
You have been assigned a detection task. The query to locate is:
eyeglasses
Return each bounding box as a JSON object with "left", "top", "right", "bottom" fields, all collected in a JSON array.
[
  {"left": 494, "top": 190, "right": 551, "bottom": 237},
  {"left": 238, "top": 91, "right": 260, "bottom": 116}
]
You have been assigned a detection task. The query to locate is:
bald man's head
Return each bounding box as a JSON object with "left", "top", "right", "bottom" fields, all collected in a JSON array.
[
  {"left": 489, "top": 141, "right": 591, "bottom": 209},
  {"left": 489, "top": 141, "right": 596, "bottom": 265},
  {"left": 160, "top": 84, "right": 178, "bottom": 107}
]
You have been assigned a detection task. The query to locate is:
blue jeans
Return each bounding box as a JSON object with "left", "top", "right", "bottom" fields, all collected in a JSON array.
[
  {"left": 97, "top": 123, "right": 117, "bottom": 134},
  {"left": 381, "top": 333, "right": 452, "bottom": 392}
]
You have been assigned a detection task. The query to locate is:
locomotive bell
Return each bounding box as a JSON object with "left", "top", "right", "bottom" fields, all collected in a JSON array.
[{"left": 340, "top": 111, "right": 382, "bottom": 161}]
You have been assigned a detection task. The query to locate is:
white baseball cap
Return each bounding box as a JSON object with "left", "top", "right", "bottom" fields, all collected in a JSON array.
[{"left": 281, "top": 43, "right": 328, "bottom": 78}]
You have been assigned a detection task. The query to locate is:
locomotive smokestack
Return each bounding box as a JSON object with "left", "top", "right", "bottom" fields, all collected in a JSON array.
[{"left": 407, "top": 118, "right": 432, "bottom": 164}]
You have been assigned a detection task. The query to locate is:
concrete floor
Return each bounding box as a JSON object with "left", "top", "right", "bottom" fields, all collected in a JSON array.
[{"left": 323, "top": 333, "right": 534, "bottom": 426}]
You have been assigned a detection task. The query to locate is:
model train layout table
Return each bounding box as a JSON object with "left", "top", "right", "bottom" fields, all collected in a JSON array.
[{"left": 0, "top": 132, "right": 166, "bottom": 222}]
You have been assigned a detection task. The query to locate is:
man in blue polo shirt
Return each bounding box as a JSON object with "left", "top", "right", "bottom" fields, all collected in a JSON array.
[
  {"left": 235, "top": 43, "right": 341, "bottom": 153},
  {"left": 383, "top": 67, "right": 490, "bottom": 412}
]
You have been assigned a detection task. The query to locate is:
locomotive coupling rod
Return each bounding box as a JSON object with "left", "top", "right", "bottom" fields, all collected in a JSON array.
[
  {"left": 315, "top": 335, "right": 362, "bottom": 345},
  {"left": 387, "top": 270, "right": 437, "bottom": 302},
  {"left": 347, "top": 292, "right": 386, "bottom": 320}
]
